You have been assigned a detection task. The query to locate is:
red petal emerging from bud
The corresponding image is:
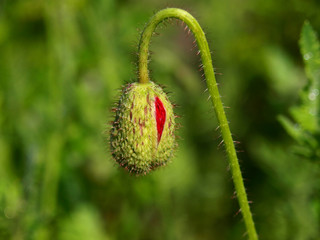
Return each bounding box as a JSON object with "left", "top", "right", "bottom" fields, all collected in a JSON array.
[{"left": 155, "top": 96, "right": 166, "bottom": 143}]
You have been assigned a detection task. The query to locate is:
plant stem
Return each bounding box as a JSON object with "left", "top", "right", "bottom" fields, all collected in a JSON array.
[{"left": 138, "top": 8, "right": 258, "bottom": 240}]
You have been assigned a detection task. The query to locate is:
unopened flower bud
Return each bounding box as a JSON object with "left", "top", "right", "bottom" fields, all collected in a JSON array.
[{"left": 110, "top": 81, "right": 176, "bottom": 174}]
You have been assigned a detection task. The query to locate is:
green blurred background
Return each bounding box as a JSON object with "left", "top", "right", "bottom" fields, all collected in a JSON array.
[{"left": 0, "top": 0, "right": 319, "bottom": 239}]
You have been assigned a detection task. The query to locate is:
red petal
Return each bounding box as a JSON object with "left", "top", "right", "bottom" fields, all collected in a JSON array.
[{"left": 155, "top": 97, "right": 166, "bottom": 143}]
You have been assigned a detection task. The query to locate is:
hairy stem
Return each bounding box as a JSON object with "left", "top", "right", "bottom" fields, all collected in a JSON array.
[{"left": 138, "top": 8, "right": 258, "bottom": 240}]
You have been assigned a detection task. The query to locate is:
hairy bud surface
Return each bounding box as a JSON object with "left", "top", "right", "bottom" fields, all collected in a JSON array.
[{"left": 110, "top": 82, "right": 176, "bottom": 174}]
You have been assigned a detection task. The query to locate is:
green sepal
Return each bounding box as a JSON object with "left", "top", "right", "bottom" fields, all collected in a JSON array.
[{"left": 110, "top": 81, "right": 176, "bottom": 174}]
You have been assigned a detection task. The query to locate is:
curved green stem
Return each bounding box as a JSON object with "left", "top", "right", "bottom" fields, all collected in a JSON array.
[{"left": 138, "top": 8, "right": 258, "bottom": 240}]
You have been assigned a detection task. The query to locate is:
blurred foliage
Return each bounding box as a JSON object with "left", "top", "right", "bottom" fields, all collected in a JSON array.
[
  {"left": 279, "top": 22, "right": 320, "bottom": 160},
  {"left": 277, "top": 21, "right": 320, "bottom": 239},
  {"left": 0, "top": 0, "right": 319, "bottom": 240}
]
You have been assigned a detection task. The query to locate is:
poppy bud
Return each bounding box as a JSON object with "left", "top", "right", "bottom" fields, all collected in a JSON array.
[{"left": 110, "top": 81, "right": 176, "bottom": 174}]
